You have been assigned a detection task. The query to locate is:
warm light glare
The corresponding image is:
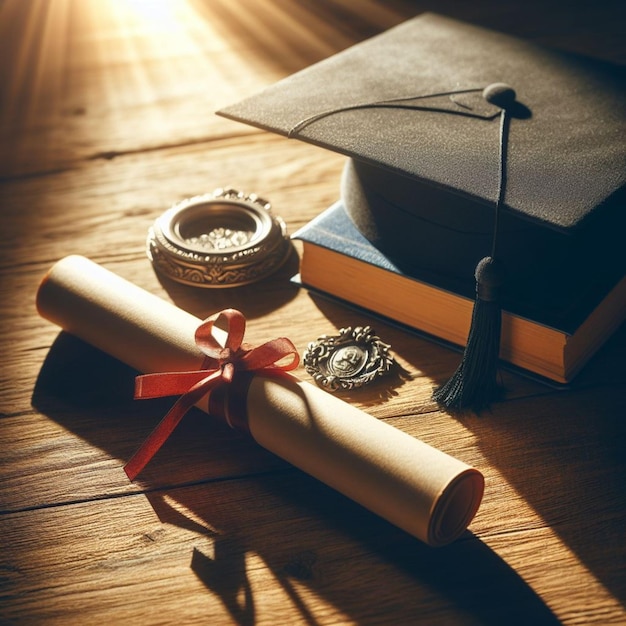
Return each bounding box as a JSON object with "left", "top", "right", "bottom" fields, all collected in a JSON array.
[
  {"left": 0, "top": 0, "right": 360, "bottom": 177},
  {"left": 125, "top": 0, "right": 186, "bottom": 31},
  {"left": 0, "top": 0, "right": 221, "bottom": 174}
]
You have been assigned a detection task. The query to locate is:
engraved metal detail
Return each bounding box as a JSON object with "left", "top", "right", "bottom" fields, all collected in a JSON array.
[
  {"left": 303, "top": 326, "right": 394, "bottom": 391},
  {"left": 147, "top": 188, "right": 291, "bottom": 288}
]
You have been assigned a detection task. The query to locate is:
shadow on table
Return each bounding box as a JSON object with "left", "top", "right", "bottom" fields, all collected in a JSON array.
[
  {"left": 311, "top": 295, "right": 626, "bottom": 615},
  {"left": 146, "top": 473, "right": 561, "bottom": 626},
  {"left": 32, "top": 331, "right": 561, "bottom": 625}
]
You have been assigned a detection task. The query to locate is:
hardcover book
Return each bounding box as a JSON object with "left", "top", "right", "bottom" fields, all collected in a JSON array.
[{"left": 293, "top": 202, "right": 626, "bottom": 383}]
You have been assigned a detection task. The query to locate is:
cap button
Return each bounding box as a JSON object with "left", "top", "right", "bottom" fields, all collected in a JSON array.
[{"left": 482, "top": 83, "right": 516, "bottom": 108}]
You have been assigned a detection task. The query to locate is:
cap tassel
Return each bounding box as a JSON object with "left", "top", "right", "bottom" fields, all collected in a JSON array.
[
  {"left": 433, "top": 256, "right": 504, "bottom": 411},
  {"left": 434, "top": 84, "right": 516, "bottom": 412},
  {"left": 286, "top": 79, "right": 518, "bottom": 413}
]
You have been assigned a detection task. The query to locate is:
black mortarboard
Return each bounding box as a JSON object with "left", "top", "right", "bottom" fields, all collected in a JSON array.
[{"left": 217, "top": 13, "right": 626, "bottom": 410}]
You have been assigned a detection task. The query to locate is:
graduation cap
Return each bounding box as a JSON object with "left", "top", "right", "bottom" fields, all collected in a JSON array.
[{"left": 217, "top": 13, "right": 626, "bottom": 411}]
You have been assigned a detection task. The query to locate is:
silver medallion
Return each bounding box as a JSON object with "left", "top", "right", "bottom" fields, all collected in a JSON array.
[
  {"left": 303, "top": 326, "right": 394, "bottom": 391},
  {"left": 147, "top": 188, "right": 291, "bottom": 288}
]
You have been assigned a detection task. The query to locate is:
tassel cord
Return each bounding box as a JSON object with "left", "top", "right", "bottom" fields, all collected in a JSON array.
[{"left": 492, "top": 109, "right": 510, "bottom": 259}]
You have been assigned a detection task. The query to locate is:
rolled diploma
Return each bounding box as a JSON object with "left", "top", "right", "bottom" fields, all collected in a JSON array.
[{"left": 36, "top": 255, "right": 484, "bottom": 547}]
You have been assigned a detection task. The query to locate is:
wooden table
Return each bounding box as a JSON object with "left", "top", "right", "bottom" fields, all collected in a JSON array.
[{"left": 1, "top": 1, "right": 625, "bottom": 624}]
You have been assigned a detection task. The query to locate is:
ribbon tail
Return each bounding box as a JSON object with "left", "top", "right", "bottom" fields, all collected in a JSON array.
[
  {"left": 124, "top": 370, "right": 221, "bottom": 480},
  {"left": 135, "top": 371, "right": 218, "bottom": 399}
]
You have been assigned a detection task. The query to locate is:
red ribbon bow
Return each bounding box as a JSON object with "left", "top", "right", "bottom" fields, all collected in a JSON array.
[{"left": 124, "top": 308, "right": 299, "bottom": 480}]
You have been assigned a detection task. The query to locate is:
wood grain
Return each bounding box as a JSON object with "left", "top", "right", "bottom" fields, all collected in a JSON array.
[{"left": 1, "top": 0, "right": 625, "bottom": 624}]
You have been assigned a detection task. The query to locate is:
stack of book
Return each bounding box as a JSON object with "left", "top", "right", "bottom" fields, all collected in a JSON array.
[{"left": 293, "top": 202, "right": 626, "bottom": 384}]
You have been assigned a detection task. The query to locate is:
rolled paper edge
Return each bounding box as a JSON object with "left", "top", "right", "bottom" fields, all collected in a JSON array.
[
  {"left": 36, "top": 255, "right": 206, "bottom": 374},
  {"left": 428, "top": 468, "right": 485, "bottom": 547}
]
